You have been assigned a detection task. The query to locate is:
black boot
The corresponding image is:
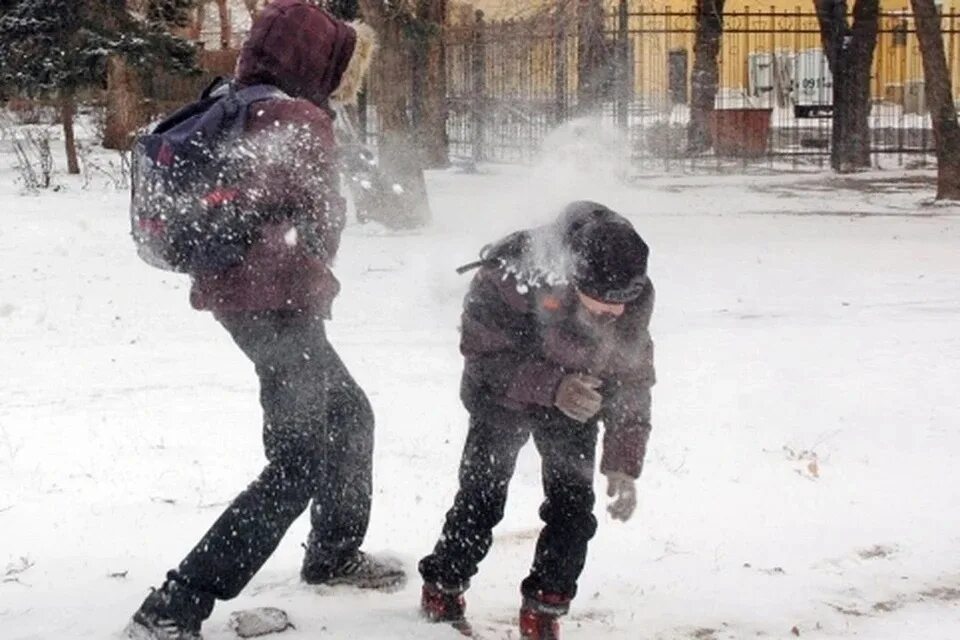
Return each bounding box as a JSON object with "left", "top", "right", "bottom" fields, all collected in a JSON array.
[
  {"left": 301, "top": 550, "right": 406, "bottom": 590},
  {"left": 125, "top": 582, "right": 207, "bottom": 640}
]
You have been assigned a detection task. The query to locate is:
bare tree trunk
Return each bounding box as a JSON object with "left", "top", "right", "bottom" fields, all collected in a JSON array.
[
  {"left": 846, "top": 0, "right": 879, "bottom": 168},
  {"left": 470, "top": 10, "right": 487, "bottom": 165},
  {"left": 911, "top": 0, "right": 960, "bottom": 199},
  {"left": 576, "top": 0, "right": 605, "bottom": 114},
  {"left": 358, "top": 0, "right": 432, "bottom": 227},
  {"left": 189, "top": 1, "right": 205, "bottom": 40},
  {"left": 216, "top": 0, "right": 231, "bottom": 49},
  {"left": 814, "top": 0, "right": 880, "bottom": 172},
  {"left": 688, "top": 0, "right": 725, "bottom": 152},
  {"left": 414, "top": 0, "right": 449, "bottom": 168},
  {"left": 61, "top": 93, "right": 80, "bottom": 175},
  {"left": 103, "top": 57, "right": 144, "bottom": 150}
]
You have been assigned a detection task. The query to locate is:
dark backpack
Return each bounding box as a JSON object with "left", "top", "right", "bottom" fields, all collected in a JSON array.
[{"left": 130, "top": 78, "right": 288, "bottom": 273}]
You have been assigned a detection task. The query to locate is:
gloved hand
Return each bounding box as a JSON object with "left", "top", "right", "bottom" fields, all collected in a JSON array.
[
  {"left": 554, "top": 374, "right": 603, "bottom": 423},
  {"left": 605, "top": 471, "right": 637, "bottom": 522}
]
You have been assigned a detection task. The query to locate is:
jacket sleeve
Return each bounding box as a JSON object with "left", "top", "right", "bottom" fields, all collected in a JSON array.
[
  {"left": 600, "top": 282, "right": 656, "bottom": 478},
  {"left": 243, "top": 99, "right": 347, "bottom": 262},
  {"left": 460, "top": 269, "right": 566, "bottom": 408}
]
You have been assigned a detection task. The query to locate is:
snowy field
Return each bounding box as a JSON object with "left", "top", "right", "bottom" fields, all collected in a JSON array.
[{"left": 2, "top": 129, "right": 960, "bottom": 640}]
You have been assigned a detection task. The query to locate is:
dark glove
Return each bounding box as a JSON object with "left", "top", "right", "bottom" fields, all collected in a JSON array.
[{"left": 554, "top": 374, "right": 603, "bottom": 423}]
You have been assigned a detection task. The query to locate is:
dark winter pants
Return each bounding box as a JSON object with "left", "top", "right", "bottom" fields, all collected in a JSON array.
[
  {"left": 419, "top": 408, "right": 598, "bottom": 603},
  {"left": 163, "top": 310, "right": 374, "bottom": 621}
]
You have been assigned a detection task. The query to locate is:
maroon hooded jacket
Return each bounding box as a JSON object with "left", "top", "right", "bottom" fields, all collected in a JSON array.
[{"left": 189, "top": 0, "right": 357, "bottom": 316}]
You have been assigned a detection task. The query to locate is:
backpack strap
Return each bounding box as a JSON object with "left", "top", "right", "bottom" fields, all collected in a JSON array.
[
  {"left": 201, "top": 76, "right": 231, "bottom": 100},
  {"left": 236, "top": 84, "right": 290, "bottom": 104},
  {"left": 222, "top": 83, "right": 290, "bottom": 138},
  {"left": 455, "top": 241, "right": 496, "bottom": 274}
]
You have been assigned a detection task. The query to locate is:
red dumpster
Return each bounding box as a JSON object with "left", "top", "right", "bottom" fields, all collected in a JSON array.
[{"left": 709, "top": 108, "right": 773, "bottom": 157}]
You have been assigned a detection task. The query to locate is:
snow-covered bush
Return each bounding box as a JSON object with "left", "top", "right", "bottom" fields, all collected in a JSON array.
[{"left": 0, "top": 113, "right": 57, "bottom": 191}]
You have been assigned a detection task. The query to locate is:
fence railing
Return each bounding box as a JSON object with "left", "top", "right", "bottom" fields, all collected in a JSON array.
[
  {"left": 444, "top": 3, "right": 960, "bottom": 170},
  {"left": 139, "top": 3, "right": 960, "bottom": 171}
]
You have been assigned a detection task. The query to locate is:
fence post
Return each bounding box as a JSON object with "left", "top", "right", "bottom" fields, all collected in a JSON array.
[
  {"left": 470, "top": 10, "right": 487, "bottom": 165},
  {"left": 554, "top": 1, "right": 569, "bottom": 123},
  {"left": 616, "top": 0, "right": 630, "bottom": 130}
]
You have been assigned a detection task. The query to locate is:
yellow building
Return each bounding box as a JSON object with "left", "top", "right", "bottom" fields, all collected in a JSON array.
[
  {"left": 449, "top": 0, "right": 960, "bottom": 106},
  {"left": 458, "top": 0, "right": 955, "bottom": 20}
]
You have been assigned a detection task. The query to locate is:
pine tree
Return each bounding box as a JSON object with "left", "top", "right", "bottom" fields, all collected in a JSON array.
[{"left": 0, "top": 0, "right": 198, "bottom": 173}]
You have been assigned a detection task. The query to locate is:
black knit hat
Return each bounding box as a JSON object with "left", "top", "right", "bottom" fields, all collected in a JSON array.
[{"left": 566, "top": 209, "right": 649, "bottom": 303}]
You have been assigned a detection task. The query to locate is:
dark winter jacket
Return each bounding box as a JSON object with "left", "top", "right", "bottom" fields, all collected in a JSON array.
[
  {"left": 459, "top": 214, "right": 656, "bottom": 479},
  {"left": 190, "top": 1, "right": 357, "bottom": 316}
]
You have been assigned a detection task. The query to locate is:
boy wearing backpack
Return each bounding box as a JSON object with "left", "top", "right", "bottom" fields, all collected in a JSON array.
[
  {"left": 126, "top": 3, "right": 399, "bottom": 639},
  {"left": 418, "top": 202, "right": 655, "bottom": 640}
]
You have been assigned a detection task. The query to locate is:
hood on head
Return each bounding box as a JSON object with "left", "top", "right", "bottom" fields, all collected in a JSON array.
[
  {"left": 558, "top": 201, "right": 649, "bottom": 303},
  {"left": 236, "top": 0, "right": 371, "bottom": 107},
  {"left": 556, "top": 201, "right": 615, "bottom": 240}
]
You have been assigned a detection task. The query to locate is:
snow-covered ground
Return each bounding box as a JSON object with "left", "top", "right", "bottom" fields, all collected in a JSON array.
[{"left": 2, "top": 127, "right": 960, "bottom": 640}]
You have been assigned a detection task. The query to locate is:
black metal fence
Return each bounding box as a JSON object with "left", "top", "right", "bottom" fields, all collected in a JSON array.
[
  {"left": 443, "top": 3, "right": 960, "bottom": 170},
  {"left": 135, "top": 3, "right": 960, "bottom": 171}
]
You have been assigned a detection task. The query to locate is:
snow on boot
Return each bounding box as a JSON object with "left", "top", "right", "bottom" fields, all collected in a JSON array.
[
  {"left": 125, "top": 614, "right": 202, "bottom": 640},
  {"left": 301, "top": 550, "right": 406, "bottom": 590},
  {"left": 125, "top": 584, "right": 205, "bottom": 640}
]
